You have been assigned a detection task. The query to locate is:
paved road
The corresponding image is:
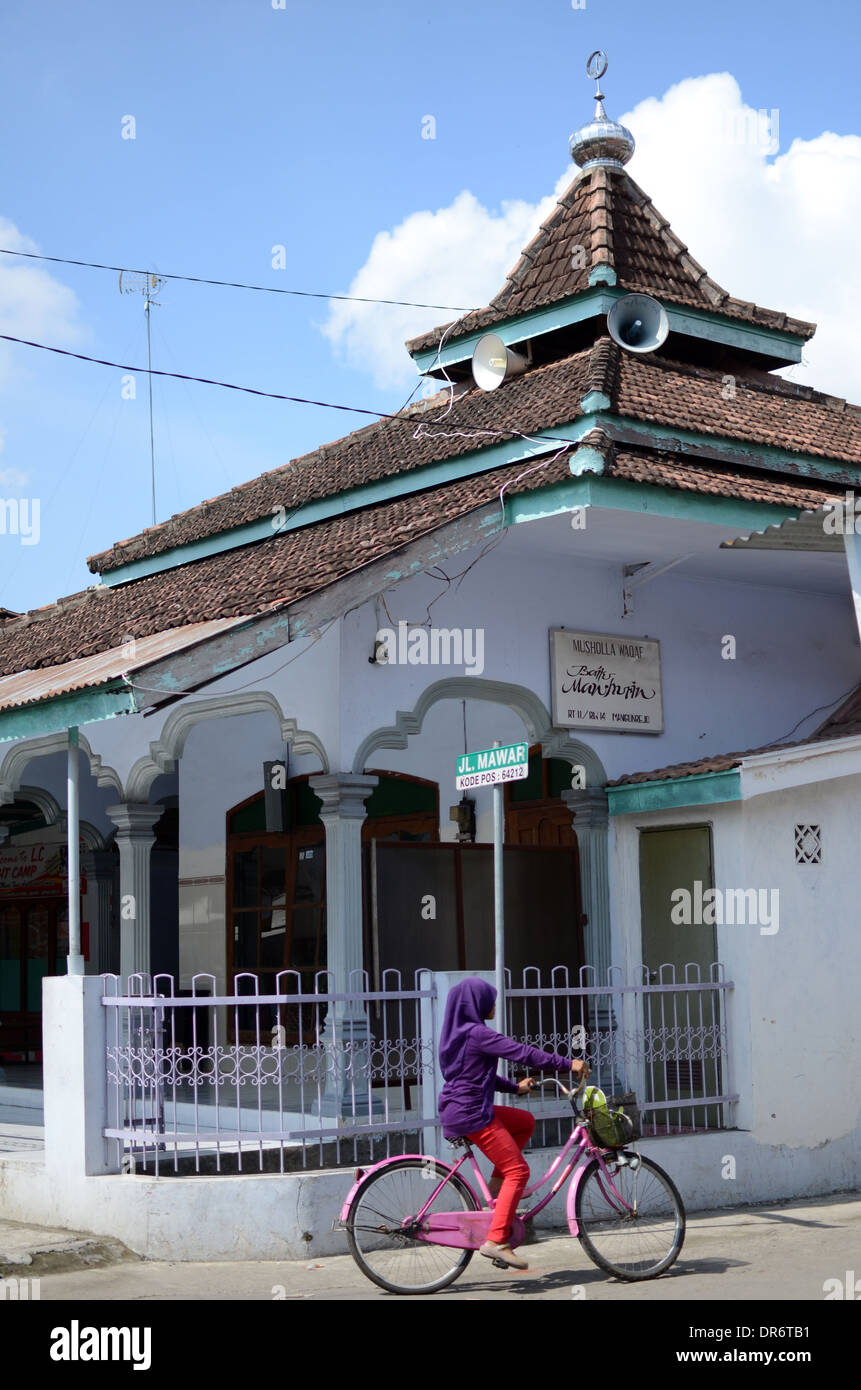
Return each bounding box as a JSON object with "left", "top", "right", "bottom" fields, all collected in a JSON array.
[{"left": 30, "top": 1192, "right": 861, "bottom": 1301}]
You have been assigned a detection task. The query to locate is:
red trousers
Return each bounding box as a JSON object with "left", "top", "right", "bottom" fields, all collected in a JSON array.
[{"left": 466, "top": 1105, "right": 535, "bottom": 1244}]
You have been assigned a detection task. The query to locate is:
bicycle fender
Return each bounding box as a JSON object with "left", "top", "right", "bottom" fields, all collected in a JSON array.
[
  {"left": 339, "top": 1155, "right": 481, "bottom": 1223},
  {"left": 566, "top": 1150, "right": 640, "bottom": 1235},
  {"left": 565, "top": 1160, "right": 591, "bottom": 1237}
]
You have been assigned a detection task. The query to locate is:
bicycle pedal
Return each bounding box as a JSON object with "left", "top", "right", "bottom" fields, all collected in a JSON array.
[{"left": 491, "top": 1258, "right": 509, "bottom": 1270}]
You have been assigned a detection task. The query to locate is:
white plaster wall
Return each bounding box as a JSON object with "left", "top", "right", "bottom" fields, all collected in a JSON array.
[
  {"left": 336, "top": 537, "right": 858, "bottom": 781},
  {"left": 611, "top": 769, "right": 861, "bottom": 1168}
]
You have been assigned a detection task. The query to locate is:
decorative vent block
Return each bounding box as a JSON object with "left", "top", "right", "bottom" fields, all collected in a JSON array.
[{"left": 794, "top": 824, "right": 822, "bottom": 865}]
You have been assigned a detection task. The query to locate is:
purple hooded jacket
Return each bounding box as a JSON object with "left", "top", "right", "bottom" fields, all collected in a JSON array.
[{"left": 436, "top": 978, "right": 571, "bottom": 1139}]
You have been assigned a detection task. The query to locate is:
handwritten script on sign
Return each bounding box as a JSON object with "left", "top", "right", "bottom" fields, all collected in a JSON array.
[{"left": 549, "top": 628, "right": 663, "bottom": 734}]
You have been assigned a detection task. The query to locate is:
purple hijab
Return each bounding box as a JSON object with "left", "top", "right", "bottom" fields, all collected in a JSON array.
[{"left": 438, "top": 978, "right": 496, "bottom": 1075}]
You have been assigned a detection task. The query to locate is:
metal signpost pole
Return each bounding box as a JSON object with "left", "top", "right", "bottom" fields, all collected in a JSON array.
[
  {"left": 456, "top": 740, "right": 528, "bottom": 1033},
  {"left": 492, "top": 742, "right": 505, "bottom": 1028}
]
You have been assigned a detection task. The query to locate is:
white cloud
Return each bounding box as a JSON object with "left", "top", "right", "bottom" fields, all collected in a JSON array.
[
  {"left": 0, "top": 217, "right": 82, "bottom": 385},
  {"left": 0, "top": 466, "right": 28, "bottom": 492},
  {"left": 322, "top": 183, "right": 569, "bottom": 389},
  {"left": 324, "top": 72, "right": 861, "bottom": 404},
  {"left": 618, "top": 73, "right": 861, "bottom": 402}
]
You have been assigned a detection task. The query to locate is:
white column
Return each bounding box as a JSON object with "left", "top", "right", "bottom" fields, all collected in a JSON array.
[
  {"left": 310, "top": 773, "right": 378, "bottom": 1015},
  {"left": 107, "top": 804, "right": 162, "bottom": 983},
  {"left": 309, "top": 772, "right": 378, "bottom": 1116},
  {"left": 843, "top": 525, "right": 861, "bottom": 645}
]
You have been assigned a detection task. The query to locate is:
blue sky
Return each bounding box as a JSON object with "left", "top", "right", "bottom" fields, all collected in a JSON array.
[{"left": 0, "top": 0, "right": 858, "bottom": 612}]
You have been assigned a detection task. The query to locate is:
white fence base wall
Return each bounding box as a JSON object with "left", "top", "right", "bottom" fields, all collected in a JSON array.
[
  {"left": 1, "top": 1126, "right": 860, "bottom": 1261},
  {"left": 1, "top": 977, "right": 857, "bottom": 1261}
]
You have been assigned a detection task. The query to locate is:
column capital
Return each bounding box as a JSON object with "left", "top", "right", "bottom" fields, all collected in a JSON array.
[
  {"left": 106, "top": 803, "right": 163, "bottom": 840},
  {"left": 562, "top": 789, "right": 609, "bottom": 828},
  {"left": 308, "top": 773, "right": 378, "bottom": 821}
]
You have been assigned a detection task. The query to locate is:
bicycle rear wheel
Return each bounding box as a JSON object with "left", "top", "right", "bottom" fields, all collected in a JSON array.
[
  {"left": 346, "top": 1157, "right": 480, "bottom": 1295},
  {"left": 575, "top": 1153, "right": 685, "bottom": 1281}
]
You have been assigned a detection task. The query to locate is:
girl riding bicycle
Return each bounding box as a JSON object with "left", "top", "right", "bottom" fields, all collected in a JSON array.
[{"left": 437, "top": 977, "right": 589, "bottom": 1270}]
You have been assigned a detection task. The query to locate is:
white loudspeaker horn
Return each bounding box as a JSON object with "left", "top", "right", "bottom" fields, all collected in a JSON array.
[
  {"left": 606, "top": 293, "right": 669, "bottom": 354},
  {"left": 471, "top": 333, "right": 529, "bottom": 391}
]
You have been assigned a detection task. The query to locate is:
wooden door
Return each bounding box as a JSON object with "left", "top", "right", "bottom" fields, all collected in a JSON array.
[{"left": 638, "top": 826, "right": 721, "bottom": 1127}]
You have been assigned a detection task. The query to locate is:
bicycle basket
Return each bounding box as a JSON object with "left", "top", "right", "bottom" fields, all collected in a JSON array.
[{"left": 583, "top": 1088, "right": 641, "bottom": 1149}]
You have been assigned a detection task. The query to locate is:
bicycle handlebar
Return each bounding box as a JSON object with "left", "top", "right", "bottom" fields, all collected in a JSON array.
[{"left": 531, "top": 1075, "right": 589, "bottom": 1113}]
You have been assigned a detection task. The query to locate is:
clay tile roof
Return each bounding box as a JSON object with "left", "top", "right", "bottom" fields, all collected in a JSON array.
[
  {"left": 5, "top": 437, "right": 846, "bottom": 683},
  {"left": 614, "top": 349, "right": 861, "bottom": 464},
  {"left": 85, "top": 336, "right": 861, "bottom": 579},
  {"left": 607, "top": 673, "right": 861, "bottom": 788},
  {"left": 86, "top": 347, "right": 600, "bottom": 574},
  {"left": 406, "top": 167, "right": 816, "bottom": 355}
]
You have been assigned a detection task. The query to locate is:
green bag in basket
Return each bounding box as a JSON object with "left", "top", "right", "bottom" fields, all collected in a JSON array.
[{"left": 582, "top": 1086, "right": 635, "bottom": 1149}]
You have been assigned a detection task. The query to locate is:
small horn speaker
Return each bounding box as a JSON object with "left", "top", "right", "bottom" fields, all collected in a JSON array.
[
  {"left": 607, "top": 293, "right": 669, "bottom": 354},
  {"left": 471, "top": 333, "right": 528, "bottom": 391}
]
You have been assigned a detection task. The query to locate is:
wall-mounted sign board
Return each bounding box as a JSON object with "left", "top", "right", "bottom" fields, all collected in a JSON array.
[{"left": 550, "top": 628, "right": 663, "bottom": 734}]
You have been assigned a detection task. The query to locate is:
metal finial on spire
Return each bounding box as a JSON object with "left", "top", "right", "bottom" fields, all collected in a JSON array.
[
  {"left": 586, "top": 49, "right": 608, "bottom": 103},
  {"left": 569, "top": 50, "right": 635, "bottom": 171}
]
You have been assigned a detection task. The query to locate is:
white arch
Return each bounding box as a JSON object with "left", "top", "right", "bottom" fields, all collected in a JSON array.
[
  {"left": 351, "top": 676, "right": 607, "bottom": 786},
  {"left": 125, "top": 690, "right": 329, "bottom": 802},
  {"left": 0, "top": 731, "right": 123, "bottom": 807},
  {"left": 0, "top": 785, "right": 106, "bottom": 850}
]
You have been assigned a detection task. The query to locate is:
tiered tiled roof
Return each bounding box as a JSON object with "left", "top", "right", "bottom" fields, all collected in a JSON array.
[
  {"left": 1, "top": 121, "right": 854, "bottom": 730},
  {"left": 406, "top": 166, "right": 815, "bottom": 356},
  {"left": 87, "top": 339, "right": 861, "bottom": 577}
]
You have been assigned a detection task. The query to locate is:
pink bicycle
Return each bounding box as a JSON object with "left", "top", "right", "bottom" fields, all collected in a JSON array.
[{"left": 341, "top": 1078, "right": 685, "bottom": 1294}]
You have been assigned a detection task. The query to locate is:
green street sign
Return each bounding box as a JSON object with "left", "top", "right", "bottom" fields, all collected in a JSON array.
[{"left": 455, "top": 742, "right": 529, "bottom": 790}]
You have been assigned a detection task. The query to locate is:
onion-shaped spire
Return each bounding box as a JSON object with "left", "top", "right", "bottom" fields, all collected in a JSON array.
[{"left": 569, "top": 51, "right": 635, "bottom": 171}]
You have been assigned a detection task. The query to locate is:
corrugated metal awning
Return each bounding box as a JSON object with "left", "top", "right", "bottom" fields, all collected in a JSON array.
[
  {"left": 720, "top": 506, "right": 843, "bottom": 552},
  {"left": 0, "top": 616, "right": 249, "bottom": 714}
]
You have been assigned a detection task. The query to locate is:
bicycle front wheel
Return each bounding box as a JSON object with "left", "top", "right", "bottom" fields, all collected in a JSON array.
[
  {"left": 575, "top": 1153, "right": 685, "bottom": 1281},
  {"left": 346, "top": 1157, "right": 480, "bottom": 1295}
]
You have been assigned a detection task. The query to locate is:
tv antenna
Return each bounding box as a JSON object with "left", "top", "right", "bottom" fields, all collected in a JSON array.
[{"left": 119, "top": 269, "right": 165, "bottom": 526}]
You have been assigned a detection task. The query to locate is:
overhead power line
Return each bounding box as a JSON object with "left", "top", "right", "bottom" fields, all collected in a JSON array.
[
  {"left": 0, "top": 330, "right": 584, "bottom": 448},
  {"left": 0, "top": 246, "right": 472, "bottom": 313}
]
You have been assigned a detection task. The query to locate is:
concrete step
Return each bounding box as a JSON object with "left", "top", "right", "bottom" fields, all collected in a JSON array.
[{"left": 0, "top": 1219, "right": 139, "bottom": 1279}]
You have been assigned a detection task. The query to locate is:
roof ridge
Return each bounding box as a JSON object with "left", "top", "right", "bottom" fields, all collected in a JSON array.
[
  {"left": 589, "top": 166, "right": 615, "bottom": 271},
  {"left": 491, "top": 169, "right": 587, "bottom": 308},
  {"left": 618, "top": 170, "right": 729, "bottom": 310},
  {"left": 585, "top": 335, "right": 621, "bottom": 400}
]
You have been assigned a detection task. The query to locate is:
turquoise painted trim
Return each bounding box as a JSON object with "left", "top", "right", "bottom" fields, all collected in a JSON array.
[
  {"left": 410, "top": 288, "right": 806, "bottom": 373},
  {"left": 100, "top": 394, "right": 849, "bottom": 589},
  {"left": 580, "top": 390, "right": 611, "bottom": 413},
  {"left": 410, "top": 289, "right": 618, "bottom": 372},
  {"left": 136, "top": 612, "right": 293, "bottom": 692},
  {"left": 588, "top": 264, "right": 616, "bottom": 287},
  {"left": 570, "top": 446, "right": 605, "bottom": 477},
  {"left": 99, "top": 419, "right": 599, "bottom": 587},
  {"left": 606, "top": 768, "right": 742, "bottom": 815},
  {"left": 598, "top": 413, "right": 858, "bottom": 485},
  {"left": 505, "top": 474, "right": 809, "bottom": 531},
  {"left": 0, "top": 684, "right": 136, "bottom": 744}
]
